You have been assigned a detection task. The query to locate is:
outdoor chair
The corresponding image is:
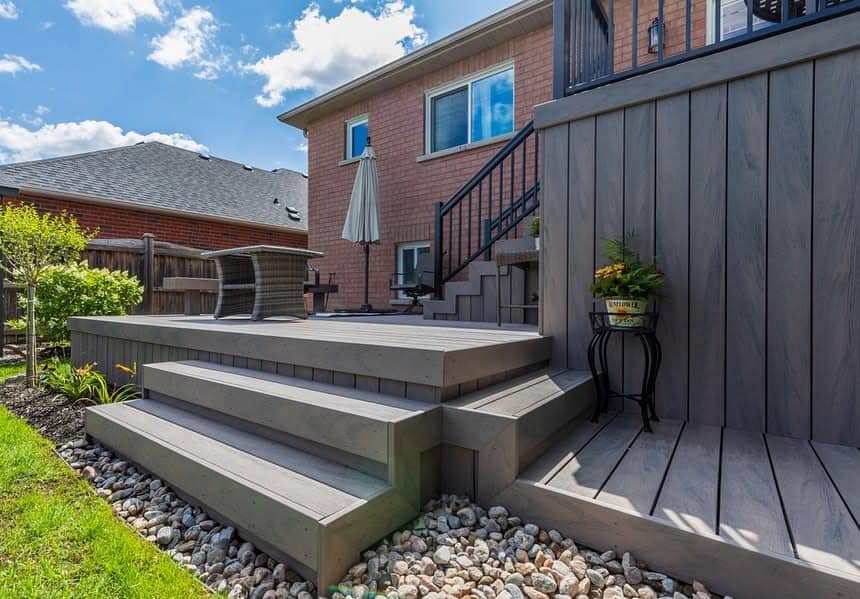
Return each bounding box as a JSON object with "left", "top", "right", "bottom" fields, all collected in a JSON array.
[{"left": 389, "top": 252, "right": 435, "bottom": 313}]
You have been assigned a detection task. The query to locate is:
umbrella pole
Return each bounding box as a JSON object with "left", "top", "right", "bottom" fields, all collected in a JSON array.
[{"left": 361, "top": 243, "right": 372, "bottom": 312}]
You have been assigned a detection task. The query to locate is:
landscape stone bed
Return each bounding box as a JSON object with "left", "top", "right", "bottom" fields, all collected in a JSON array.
[{"left": 6, "top": 383, "right": 725, "bottom": 599}]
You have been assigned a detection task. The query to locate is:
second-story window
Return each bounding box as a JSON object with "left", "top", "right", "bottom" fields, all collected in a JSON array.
[
  {"left": 346, "top": 114, "right": 369, "bottom": 160},
  {"left": 426, "top": 63, "right": 515, "bottom": 155}
]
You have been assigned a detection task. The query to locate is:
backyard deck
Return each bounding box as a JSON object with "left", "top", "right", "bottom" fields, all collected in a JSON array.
[
  {"left": 69, "top": 314, "right": 550, "bottom": 400},
  {"left": 496, "top": 411, "right": 860, "bottom": 597}
]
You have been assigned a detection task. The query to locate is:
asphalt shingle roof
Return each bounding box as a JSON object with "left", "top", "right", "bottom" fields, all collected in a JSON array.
[{"left": 0, "top": 142, "right": 308, "bottom": 232}]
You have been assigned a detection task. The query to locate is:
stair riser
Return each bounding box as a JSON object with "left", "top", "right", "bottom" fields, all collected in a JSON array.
[
  {"left": 86, "top": 408, "right": 322, "bottom": 578},
  {"left": 148, "top": 391, "right": 390, "bottom": 480},
  {"left": 517, "top": 381, "right": 596, "bottom": 469},
  {"left": 144, "top": 366, "right": 391, "bottom": 464}
]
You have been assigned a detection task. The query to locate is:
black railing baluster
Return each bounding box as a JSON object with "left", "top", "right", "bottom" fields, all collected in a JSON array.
[
  {"left": 585, "top": 0, "right": 592, "bottom": 81},
  {"left": 715, "top": 0, "right": 722, "bottom": 43},
  {"left": 658, "top": 0, "right": 665, "bottom": 61},
  {"left": 478, "top": 182, "right": 483, "bottom": 249},
  {"left": 467, "top": 190, "right": 473, "bottom": 258},
  {"left": 608, "top": 0, "right": 614, "bottom": 76},
  {"left": 686, "top": 0, "right": 691, "bottom": 51},
  {"left": 447, "top": 208, "right": 453, "bottom": 275},
  {"left": 509, "top": 151, "right": 515, "bottom": 238},
  {"left": 632, "top": 0, "right": 638, "bottom": 68},
  {"left": 458, "top": 198, "right": 463, "bottom": 267}
]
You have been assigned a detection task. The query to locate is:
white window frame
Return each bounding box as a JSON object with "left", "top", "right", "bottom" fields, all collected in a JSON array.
[
  {"left": 706, "top": 0, "right": 768, "bottom": 44},
  {"left": 424, "top": 61, "right": 515, "bottom": 156},
  {"left": 345, "top": 114, "right": 369, "bottom": 160},
  {"left": 396, "top": 241, "right": 431, "bottom": 299}
]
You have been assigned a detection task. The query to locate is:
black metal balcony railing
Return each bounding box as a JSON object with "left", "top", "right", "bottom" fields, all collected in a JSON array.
[
  {"left": 434, "top": 121, "right": 540, "bottom": 296},
  {"left": 553, "top": 0, "right": 859, "bottom": 97}
]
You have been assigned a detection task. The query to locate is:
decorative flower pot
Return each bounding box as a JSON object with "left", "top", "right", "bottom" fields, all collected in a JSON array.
[{"left": 606, "top": 298, "right": 648, "bottom": 327}]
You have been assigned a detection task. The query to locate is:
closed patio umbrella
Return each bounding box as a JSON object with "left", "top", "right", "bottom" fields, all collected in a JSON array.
[{"left": 342, "top": 138, "right": 380, "bottom": 312}]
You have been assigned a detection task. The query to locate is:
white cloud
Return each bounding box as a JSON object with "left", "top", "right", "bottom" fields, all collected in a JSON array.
[
  {"left": 0, "top": 54, "right": 42, "bottom": 75},
  {"left": 64, "top": 0, "right": 163, "bottom": 32},
  {"left": 0, "top": 118, "right": 207, "bottom": 163},
  {"left": 296, "top": 141, "right": 308, "bottom": 152},
  {"left": 0, "top": 1, "right": 18, "bottom": 19},
  {"left": 148, "top": 7, "right": 226, "bottom": 80},
  {"left": 245, "top": 1, "right": 427, "bottom": 107}
]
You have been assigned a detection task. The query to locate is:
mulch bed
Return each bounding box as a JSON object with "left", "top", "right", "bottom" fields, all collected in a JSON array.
[{"left": 0, "top": 383, "right": 86, "bottom": 445}]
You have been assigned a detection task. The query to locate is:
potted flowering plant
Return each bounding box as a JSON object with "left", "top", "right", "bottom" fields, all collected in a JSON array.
[{"left": 590, "top": 236, "right": 664, "bottom": 327}]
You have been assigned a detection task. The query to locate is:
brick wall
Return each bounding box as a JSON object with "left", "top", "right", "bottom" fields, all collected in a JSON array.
[
  {"left": 3, "top": 192, "right": 307, "bottom": 251},
  {"left": 306, "top": 25, "right": 554, "bottom": 311}
]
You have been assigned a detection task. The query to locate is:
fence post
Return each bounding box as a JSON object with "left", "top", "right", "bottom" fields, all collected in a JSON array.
[
  {"left": 142, "top": 234, "right": 155, "bottom": 315},
  {"left": 0, "top": 252, "right": 5, "bottom": 346}
]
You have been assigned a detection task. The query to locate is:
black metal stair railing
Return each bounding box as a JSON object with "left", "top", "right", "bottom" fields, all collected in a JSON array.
[{"left": 433, "top": 121, "right": 540, "bottom": 296}]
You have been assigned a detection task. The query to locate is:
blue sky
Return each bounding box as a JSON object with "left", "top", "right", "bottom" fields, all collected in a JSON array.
[{"left": 0, "top": 0, "right": 515, "bottom": 173}]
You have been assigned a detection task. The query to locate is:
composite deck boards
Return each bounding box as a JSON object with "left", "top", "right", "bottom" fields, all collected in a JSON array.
[
  {"left": 652, "top": 423, "right": 721, "bottom": 535},
  {"left": 546, "top": 413, "right": 642, "bottom": 498},
  {"left": 718, "top": 428, "right": 793, "bottom": 557},
  {"left": 520, "top": 413, "right": 617, "bottom": 484},
  {"left": 597, "top": 419, "right": 684, "bottom": 513},
  {"left": 767, "top": 435, "right": 860, "bottom": 575},
  {"left": 812, "top": 441, "right": 860, "bottom": 521}
]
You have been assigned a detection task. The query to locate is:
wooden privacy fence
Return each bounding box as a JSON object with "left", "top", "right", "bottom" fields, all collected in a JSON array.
[{"left": 2, "top": 235, "right": 217, "bottom": 340}]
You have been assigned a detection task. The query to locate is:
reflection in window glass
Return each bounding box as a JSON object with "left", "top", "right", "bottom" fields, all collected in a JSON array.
[
  {"left": 471, "top": 69, "right": 514, "bottom": 143},
  {"left": 431, "top": 88, "right": 469, "bottom": 153},
  {"left": 350, "top": 120, "right": 369, "bottom": 159},
  {"left": 718, "top": 0, "right": 769, "bottom": 40}
]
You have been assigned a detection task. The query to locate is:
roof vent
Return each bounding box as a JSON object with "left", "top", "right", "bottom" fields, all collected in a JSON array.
[
  {"left": 286, "top": 206, "right": 299, "bottom": 214},
  {"left": 287, "top": 213, "right": 301, "bottom": 222},
  {"left": 243, "top": 164, "right": 253, "bottom": 171},
  {"left": 136, "top": 141, "right": 146, "bottom": 145},
  {"left": 273, "top": 198, "right": 280, "bottom": 205},
  {"left": 199, "top": 153, "right": 211, "bottom": 160}
]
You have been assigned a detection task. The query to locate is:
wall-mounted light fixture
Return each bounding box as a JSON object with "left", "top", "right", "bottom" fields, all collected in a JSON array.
[{"left": 648, "top": 18, "right": 664, "bottom": 54}]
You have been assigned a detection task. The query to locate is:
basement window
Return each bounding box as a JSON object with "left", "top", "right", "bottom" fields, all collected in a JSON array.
[
  {"left": 707, "top": 0, "right": 769, "bottom": 43},
  {"left": 396, "top": 241, "right": 431, "bottom": 299},
  {"left": 425, "top": 62, "right": 515, "bottom": 155},
  {"left": 346, "top": 114, "right": 369, "bottom": 160}
]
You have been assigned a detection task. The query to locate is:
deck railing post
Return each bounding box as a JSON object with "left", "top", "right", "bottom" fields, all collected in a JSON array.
[
  {"left": 142, "top": 233, "right": 155, "bottom": 315},
  {"left": 433, "top": 203, "right": 444, "bottom": 296},
  {"left": 553, "top": 0, "right": 571, "bottom": 97}
]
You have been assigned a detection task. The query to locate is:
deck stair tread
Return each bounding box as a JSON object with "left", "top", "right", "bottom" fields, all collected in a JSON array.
[
  {"left": 145, "top": 361, "right": 433, "bottom": 420},
  {"left": 448, "top": 368, "right": 592, "bottom": 416},
  {"left": 143, "top": 361, "right": 438, "bottom": 464},
  {"left": 90, "top": 399, "right": 389, "bottom": 519}
]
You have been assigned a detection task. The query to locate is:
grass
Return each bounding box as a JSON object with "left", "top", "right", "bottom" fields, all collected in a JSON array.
[
  {"left": 0, "top": 361, "right": 25, "bottom": 383},
  {"left": 0, "top": 406, "right": 211, "bottom": 598}
]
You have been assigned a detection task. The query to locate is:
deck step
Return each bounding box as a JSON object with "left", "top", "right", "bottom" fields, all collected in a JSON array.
[
  {"left": 86, "top": 399, "right": 410, "bottom": 589},
  {"left": 143, "top": 361, "right": 438, "bottom": 468},
  {"left": 443, "top": 368, "right": 595, "bottom": 502}
]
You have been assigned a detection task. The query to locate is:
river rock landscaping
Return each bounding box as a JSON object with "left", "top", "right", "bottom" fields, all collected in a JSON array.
[{"left": 332, "top": 496, "right": 726, "bottom": 599}]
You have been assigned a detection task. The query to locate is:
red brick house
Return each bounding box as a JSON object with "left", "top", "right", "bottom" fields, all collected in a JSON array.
[
  {"left": 278, "top": 0, "right": 787, "bottom": 313},
  {"left": 279, "top": 0, "right": 553, "bottom": 311},
  {"left": 0, "top": 141, "right": 308, "bottom": 250}
]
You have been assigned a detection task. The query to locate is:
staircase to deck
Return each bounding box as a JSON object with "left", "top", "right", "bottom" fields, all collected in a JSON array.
[
  {"left": 80, "top": 317, "right": 600, "bottom": 592},
  {"left": 430, "top": 121, "right": 540, "bottom": 323}
]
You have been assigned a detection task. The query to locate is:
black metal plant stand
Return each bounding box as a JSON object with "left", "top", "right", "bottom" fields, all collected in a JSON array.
[{"left": 588, "top": 311, "right": 662, "bottom": 432}]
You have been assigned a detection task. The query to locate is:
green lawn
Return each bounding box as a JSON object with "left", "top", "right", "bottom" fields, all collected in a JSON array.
[
  {"left": 0, "top": 361, "right": 25, "bottom": 383},
  {"left": 0, "top": 406, "right": 210, "bottom": 598}
]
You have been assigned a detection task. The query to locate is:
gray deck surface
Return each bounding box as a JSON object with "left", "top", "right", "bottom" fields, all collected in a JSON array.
[
  {"left": 70, "top": 314, "right": 550, "bottom": 390},
  {"left": 96, "top": 400, "right": 388, "bottom": 518},
  {"left": 523, "top": 413, "right": 860, "bottom": 578}
]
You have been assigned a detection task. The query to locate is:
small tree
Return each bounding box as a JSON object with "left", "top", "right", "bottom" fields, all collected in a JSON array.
[{"left": 0, "top": 203, "right": 95, "bottom": 386}]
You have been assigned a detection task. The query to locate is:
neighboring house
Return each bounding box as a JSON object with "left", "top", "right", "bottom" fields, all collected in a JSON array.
[
  {"left": 279, "top": 0, "right": 554, "bottom": 311},
  {"left": 0, "top": 142, "right": 308, "bottom": 250}
]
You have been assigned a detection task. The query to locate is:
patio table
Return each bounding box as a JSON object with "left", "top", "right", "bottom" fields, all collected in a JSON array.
[{"left": 201, "top": 246, "right": 324, "bottom": 321}]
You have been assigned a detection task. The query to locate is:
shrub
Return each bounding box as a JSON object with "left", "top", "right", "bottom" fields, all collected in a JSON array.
[{"left": 13, "top": 261, "right": 142, "bottom": 343}]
